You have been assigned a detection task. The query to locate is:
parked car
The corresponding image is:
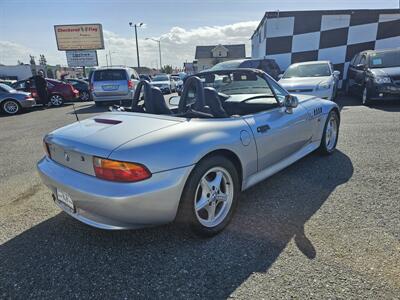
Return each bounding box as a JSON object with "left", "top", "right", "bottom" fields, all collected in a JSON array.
[
  {"left": 171, "top": 74, "right": 184, "bottom": 95},
  {"left": 38, "top": 68, "right": 340, "bottom": 236},
  {"left": 89, "top": 67, "right": 140, "bottom": 106},
  {"left": 278, "top": 61, "right": 340, "bottom": 101},
  {"left": 210, "top": 58, "right": 282, "bottom": 80},
  {"left": 345, "top": 48, "right": 400, "bottom": 105},
  {"left": 150, "top": 74, "right": 176, "bottom": 94},
  {"left": 65, "top": 78, "right": 91, "bottom": 101},
  {"left": 0, "top": 83, "right": 36, "bottom": 115},
  {"left": 12, "top": 78, "right": 79, "bottom": 106},
  {"left": 139, "top": 74, "right": 152, "bottom": 81}
]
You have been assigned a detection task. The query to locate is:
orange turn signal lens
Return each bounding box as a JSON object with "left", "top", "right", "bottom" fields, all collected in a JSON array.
[{"left": 93, "top": 157, "right": 151, "bottom": 182}]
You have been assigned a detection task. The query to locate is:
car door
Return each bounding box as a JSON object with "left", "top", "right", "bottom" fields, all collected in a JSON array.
[
  {"left": 347, "top": 54, "right": 360, "bottom": 92},
  {"left": 354, "top": 54, "right": 367, "bottom": 94},
  {"left": 243, "top": 77, "right": 313, "bottom": 171}
]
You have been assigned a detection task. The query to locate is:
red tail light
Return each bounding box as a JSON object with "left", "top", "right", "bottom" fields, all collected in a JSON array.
[
  {"left": 128, "top": 80, "right": 135, "bottom": 90},
  {"left": 32, "top": 91, "right": 38, "bottom": 98},
  {"left": 93, "top": 157, "right": 151, "bottom": 182}
]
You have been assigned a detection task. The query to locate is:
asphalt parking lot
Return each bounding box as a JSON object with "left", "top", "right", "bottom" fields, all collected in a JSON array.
[{"left": 0, "top": 95, "right": 399, "bottom": 299}]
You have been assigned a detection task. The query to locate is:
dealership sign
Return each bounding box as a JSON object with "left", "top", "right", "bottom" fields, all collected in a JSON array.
[
  {"left": 66, "top": 50, "right": 98, "bottom": 67},
  {"left": 54, "top": 24, "right": 104, "bottom": 51}
]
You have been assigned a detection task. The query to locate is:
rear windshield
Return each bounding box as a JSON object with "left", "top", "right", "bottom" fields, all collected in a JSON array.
[
  {"left": 210, "top": 61, "right": 242, "bottom": 70},
  {"left": 94, "top": 70, "right": 126, "bottom": 81},
  {"left": 153, "top": 75, "right": 169, "bottom": 81},
  {"left": 283, "top": 63, "right": 331, "bottom": 78},
  {"left": 369, "top": 51, "right": 400, "bottom": 68}
]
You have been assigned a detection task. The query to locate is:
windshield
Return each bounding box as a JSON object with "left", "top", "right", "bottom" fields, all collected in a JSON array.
[
  {"left": 283, "top": 63, "right": 331, "bottom": 78},
  {"left": 369, "top": 51, "right": 400, "bottom": 68},
  {"left": 197, "top": 70, "right": 274, "bottom": 96},
  {"left": 153, "top": 76, "right": 169, "bottom": 81},
  {"left": 210, "top": 61, "right": 242, "bottom": 71},
  {"left": 0, "top": 83, "right": 16, "bottom": 92}
]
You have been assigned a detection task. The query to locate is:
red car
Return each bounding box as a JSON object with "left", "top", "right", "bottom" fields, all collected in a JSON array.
[{"left": 12, "top": 78, "right": 79, "bottom": 106}]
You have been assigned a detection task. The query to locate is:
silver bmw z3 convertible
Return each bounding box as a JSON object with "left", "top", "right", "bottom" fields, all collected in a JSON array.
[{"left": 37, "top": 68, "right": 340, "bottom": 236}]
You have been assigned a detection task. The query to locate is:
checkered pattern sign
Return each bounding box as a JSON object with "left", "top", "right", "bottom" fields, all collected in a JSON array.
[{"left": 251, "top": 9, "right": 400, "bottom": 88}]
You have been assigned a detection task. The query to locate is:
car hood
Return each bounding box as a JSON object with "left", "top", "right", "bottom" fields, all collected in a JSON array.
[
  {"left": 279, "top": 76, "right": 331, "bottom": 88},
  {"left": 150, "top": 81, "right": 170, "bottom": 85},
  {"left": 45, "top": 112, "right": 182, "bottom": 158},
  {"left": 370, "top": 67, "right": 400, "bottom": 77}
]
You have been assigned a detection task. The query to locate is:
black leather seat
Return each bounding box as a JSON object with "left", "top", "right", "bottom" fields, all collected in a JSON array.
[
  {"left": 203, "top": 87, "right": 228, "bottom": 118},
  {"left": 147, "top": 86, "right": 172, "bottom": 115}
]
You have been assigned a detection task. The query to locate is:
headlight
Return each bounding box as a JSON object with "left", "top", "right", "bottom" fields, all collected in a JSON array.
[
  {"left": 317, "top": 81, "right": 331, "bottom": 90},
  {"left": 374, "top": 76, "right": 391, "bottom": 84}
]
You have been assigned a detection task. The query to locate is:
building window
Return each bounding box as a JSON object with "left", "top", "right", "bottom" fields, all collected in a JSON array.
[{"left": 219, "top": 51, "right": 222, "bottom": 56}]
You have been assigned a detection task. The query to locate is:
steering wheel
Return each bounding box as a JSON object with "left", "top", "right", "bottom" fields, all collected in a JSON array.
[
  {"left": 131, "top": 80, "right": 153, "bottom": 112},
  {"left": 178, "top": 76, "right": 206, "bottom": 113}
]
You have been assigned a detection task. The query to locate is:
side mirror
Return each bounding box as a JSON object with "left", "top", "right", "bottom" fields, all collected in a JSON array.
[
  {"left": 169, "top": 95, "right": 180, "bottom": 106},
  {"left": 283, "top": 94, "right": 298, "bottom": 114},
  {"left": 355, "top": 64, "right": 365, "bottom": 70},
  {"left": 333, "top": 70, "right": 341, "bottom": 77},
  {"left": 278, "top": 74, "right": 284, "bottom": 80}
]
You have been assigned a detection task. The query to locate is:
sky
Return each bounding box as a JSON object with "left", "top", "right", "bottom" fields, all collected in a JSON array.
[{"left": 0, "top": 0, "right": 399, "bottom": 68}]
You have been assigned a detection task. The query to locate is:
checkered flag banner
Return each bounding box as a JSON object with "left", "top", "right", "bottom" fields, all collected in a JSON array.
[{"left": 251, "top": 9, "right": 400, "bottom": 88}]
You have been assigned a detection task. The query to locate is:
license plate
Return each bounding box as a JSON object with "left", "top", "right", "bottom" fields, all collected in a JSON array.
[
  {"left": 56, "top": 189, "right": 75, "bottom": 211},
  {"left": 102, "top": 85, "right": 118, "bottom": 91}
]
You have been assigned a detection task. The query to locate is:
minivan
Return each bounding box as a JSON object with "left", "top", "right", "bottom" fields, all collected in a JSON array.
[{"left": 90, "top": 67, "right": 140, "bottom": 106}]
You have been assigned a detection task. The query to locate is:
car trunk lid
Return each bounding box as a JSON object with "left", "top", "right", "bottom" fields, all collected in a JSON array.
[{"left": 45, "top": 113, "right": 182, "bottom": 175}]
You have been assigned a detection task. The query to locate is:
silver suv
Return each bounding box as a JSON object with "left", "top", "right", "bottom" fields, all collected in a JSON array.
[{"left": 90, "top": 67, "right": 139, "bottom": 106}]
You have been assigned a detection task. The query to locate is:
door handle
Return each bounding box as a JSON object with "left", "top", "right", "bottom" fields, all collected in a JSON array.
[{"left": 257, "top": 124, "right": 270, "bottom": 133}]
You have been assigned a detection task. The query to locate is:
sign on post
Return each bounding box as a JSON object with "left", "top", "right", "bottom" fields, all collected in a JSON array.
[
  {"left": 66, "top": 50, "right": 98, "bottom": 67},
  {"left": 54, "top": 24, "right": 104, "bottom": 51}
]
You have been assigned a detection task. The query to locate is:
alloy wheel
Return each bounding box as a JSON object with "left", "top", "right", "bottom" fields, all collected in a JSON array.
[
  {"left": 194, "top": 167, "right": 234, "bottom": 228},
  {"left": 325, "top": 114, "right": 338, "bottom": 151},
  {"left": 50, "top": 95, "right": 63, "bottom": 106},
  {"left": 3, "top": 100, "right": 19, "bottom": 114},
  {"left": 80, "top": 91, "right": 89, "bottom": 101}
]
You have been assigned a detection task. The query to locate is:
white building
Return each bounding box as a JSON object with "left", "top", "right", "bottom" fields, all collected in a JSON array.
[
  {"left": 194, "top": 44, "right": 246, "bottom": 71},
  {"left": 251, "top": 9, "right": 400, "bottom": 87}
]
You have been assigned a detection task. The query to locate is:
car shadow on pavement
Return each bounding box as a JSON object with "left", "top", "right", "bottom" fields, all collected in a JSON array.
[{"left": 0, "top": 150, "right": 353, "bottom": 299}]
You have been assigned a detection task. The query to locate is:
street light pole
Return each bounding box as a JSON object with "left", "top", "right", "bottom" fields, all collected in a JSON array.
[
  {"left": 129, "top": 22, "right": 144, "bottom": 68},
  {"left": 145, "top": 38, "right": 162, "bottom": 70}
]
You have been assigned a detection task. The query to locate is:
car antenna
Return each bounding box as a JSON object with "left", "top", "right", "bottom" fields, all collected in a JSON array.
[{"left": 72, "top": 104, "right": 80, "bottom": 122}]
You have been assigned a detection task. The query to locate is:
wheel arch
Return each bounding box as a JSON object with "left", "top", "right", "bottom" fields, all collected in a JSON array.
[{"left": 196, "top": 148, "right": 243, "bottom": 189}]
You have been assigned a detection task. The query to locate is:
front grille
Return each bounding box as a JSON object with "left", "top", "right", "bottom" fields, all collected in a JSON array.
[{"left": 287, "top": 89, "right": 313, "bottom": 93}]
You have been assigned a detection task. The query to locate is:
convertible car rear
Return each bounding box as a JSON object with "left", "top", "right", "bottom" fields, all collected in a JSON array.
[{"left": 38, "top": 69, "right": 340, "bottom": 236}]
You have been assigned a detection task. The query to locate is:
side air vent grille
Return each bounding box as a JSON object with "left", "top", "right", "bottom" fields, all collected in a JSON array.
[{"left": 313, "top": 107, "right": 322, "bottom": 116}]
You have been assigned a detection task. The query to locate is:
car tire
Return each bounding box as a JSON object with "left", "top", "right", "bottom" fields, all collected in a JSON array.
[
  {"left": 80, "top": 91, "right": 90, "bottom": 101},
  {"left": 1, "top": 99, "right": 21, "bottom": 115},
  {"left": 318, "top": 110, "right": 340, "bottom": 155},
  {"left": 49, "top": 94, "right": 64, "bottom": 107},
  {"left": 176, "top": 155, "right": 239, "bottom": 237},
  {"left": 361, "top": 86, "right": 370, "bottom": 106}
]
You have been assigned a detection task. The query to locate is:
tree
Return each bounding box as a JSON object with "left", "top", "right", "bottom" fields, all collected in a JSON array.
[
  {"left": 160, "top": 64, "right": 173, "bottom": 74},
  {"left": 39, "top": 54, "right": 47, "bottom": 66},
  {"left": 29, "top": 55, "right": 36, "bottom": 65}
]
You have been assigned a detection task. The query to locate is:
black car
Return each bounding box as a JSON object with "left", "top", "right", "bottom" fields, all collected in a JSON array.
[
  {"left": 346, "top": 48, "right": 400, "bottom": 105},
  {"left": 139, "top": 74, "right": 152, "bottom": 82},
  {"left": 65, "top": 78, "right": 91, "bottom": 101},
  {"left": 210, "top": 58, "right": 282, "bottom": 80}
]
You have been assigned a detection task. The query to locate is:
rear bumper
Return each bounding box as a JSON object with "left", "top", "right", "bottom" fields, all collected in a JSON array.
[
  {"left": 37, "top": 157, "right": 194, "bottom": 229},
  {"left": 92, "top": 91, "right": 134, "bottom": 102},
  {"left": 19, "top": 98, "right": 36, "bottom": 108}
]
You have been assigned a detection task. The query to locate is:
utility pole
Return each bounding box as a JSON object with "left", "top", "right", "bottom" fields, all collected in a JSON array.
[
  {"left": 145, "top": 38, "right": 162, "bottom": 71},
  {"left": 129, "top": 22, "right": 144, "bottom": 68},
  {"left": 109, "top": 50, "right": 112, "bottom": 66},
  {"left": 106, "top": 53, "right": 109, "bottom": 67}
]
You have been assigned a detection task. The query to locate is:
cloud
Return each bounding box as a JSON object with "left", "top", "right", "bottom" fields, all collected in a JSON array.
[
  {"left": 0, "top": 21, "right": 258, "bottom": 68},
  {"left": 95, "top": 21, "right": 258, "bottom": 68},
  {"left": 0, "top": 41, "right": 33, "bottom": 65}
]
